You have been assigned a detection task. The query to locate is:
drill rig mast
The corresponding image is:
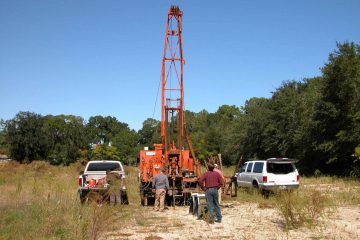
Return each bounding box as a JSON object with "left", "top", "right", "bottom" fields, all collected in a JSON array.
[{"left": 139, "top": 6, "right": 201, "bottom": 206}]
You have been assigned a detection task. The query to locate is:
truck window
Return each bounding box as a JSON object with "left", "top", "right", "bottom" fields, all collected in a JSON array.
[
  {"left": 87, "top": 162, "right": 122, "bottom": 171},
  {"left": 240, "top": 163, "right": 247, "bottom": 173},
  {"left": 246, "top": 162, "right": 253, "bottom": 173},
  {"left": 253, "top": 162, "right": 264, "bottom": 173},
  {"left": 267, "top": 162, "right": 294, "bottom": 174}
]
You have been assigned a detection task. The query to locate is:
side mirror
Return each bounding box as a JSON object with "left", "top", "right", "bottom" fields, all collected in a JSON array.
[{"left": 79, "top": 171, "right": 84, "bottom": 175}]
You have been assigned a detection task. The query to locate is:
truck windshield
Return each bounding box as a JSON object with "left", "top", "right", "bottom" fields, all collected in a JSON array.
[
  {"left": 87, "top": 162, "right": 122, "bottom": 171},
  {"left": 267, "top": 162, "right": 294, "bottom": 174}
]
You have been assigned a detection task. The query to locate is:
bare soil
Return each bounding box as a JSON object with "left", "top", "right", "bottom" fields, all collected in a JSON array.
[{"left": 102, "top": 201, "right": 360, "bottom": 240}]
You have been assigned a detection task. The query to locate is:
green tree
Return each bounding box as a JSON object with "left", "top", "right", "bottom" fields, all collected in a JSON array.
[
  {"left": 4, "top": 112, "right": 48, "bottom": 162},
  {"left": 0, "top": 119, "right": 8, "bottom": 155},
  {"left": 185, "top": 110, "right": 211, "bottom": 161},
  {"left": 138, "top": 118, "right": 161, "bottom": 147},
  {"left": 86, "top": 116, "right": 128, "bottom": 145},
  {"left": 311, "top": 42, "right": 360, "bottom": 175},
  {"left": 210, "top": 105, "right": 242, "bottom": 164},
  {"left": 86, "top": 115, "right": 139, "bottom": 163},
  {"left": 43, "top": 115, "right": 86, "bottom": 165},
  {"left": 354, "top": 146, "right": 360, "bottom": 161},
  {"left": 112, "top": 128, "right": 139, "bottom": 164},
  {"left": 92, "top": 144, "right": 121, "bottom": 160},
  {"left": 237, "top": 98, "right": 273, "bottom": 159}
]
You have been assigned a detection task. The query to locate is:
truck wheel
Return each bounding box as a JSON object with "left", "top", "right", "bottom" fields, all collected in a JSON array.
[
  {"left": 261, "top": 189, "right": 270, "bottom": 198},
  {"left": 252, "top": 181, "right": 260, "bottom": 195},
  {"left": 79, "top": 191, "right": 88, "bottom": 204}
]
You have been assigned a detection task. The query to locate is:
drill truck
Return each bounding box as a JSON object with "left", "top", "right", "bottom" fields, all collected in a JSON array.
[{"left": 139, "top": 6, "right": 202, "bottom": 206}]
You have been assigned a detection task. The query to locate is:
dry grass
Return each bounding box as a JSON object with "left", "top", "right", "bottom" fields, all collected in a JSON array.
[
  {"left": 301, "top": 176, "right": 360, "bottom": 205},
  {"left": 0, "top": 160, "right": 145, "bottom": 240},
  {"left": 273, "top": 189, "right": 329, "bottom": 230},
  {"left": 1, "top": 161, "right": 359, "bottom": 239},
  {"left": 230, "top": 175, "right": 360, "bottom": 232}
]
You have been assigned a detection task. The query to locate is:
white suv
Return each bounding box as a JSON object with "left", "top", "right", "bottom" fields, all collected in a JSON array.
[{"left": 235, "top": 158, "right": 300, "bottom": 193}]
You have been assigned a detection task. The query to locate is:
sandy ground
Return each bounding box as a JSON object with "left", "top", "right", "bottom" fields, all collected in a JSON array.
[{"left": 102, "top": 201, "right": 360, "bottom": 240}]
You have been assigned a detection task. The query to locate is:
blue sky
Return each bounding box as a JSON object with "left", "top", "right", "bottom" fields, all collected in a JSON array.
[{"left": 1, "top": 0, "right": 359, "bottom": 131}]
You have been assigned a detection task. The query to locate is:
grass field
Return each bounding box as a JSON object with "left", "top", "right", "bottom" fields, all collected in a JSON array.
[{"left": 0, "top": 161, "right": 359, "bottom": 239}]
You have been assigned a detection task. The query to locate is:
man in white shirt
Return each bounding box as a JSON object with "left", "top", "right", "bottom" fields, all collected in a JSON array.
[{"left": 214, "top": 164, "right": 225, "bottom": 204}]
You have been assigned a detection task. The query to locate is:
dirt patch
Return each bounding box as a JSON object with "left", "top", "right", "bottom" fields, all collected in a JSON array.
[{"left": 101, "top": 201, "right": 360, "bottom": 240}]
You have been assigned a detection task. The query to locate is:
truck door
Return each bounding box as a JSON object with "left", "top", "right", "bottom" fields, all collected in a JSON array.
[
  {"left": 244, "top": 162, "right": 253, "bottom": 187},
  {"left": 237, "top": 162, "right": 248, "bottom": 187}
]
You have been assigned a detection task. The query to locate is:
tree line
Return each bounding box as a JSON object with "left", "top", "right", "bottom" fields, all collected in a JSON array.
[{"left": 0, "top": 42, "right": 359, "bottom": 176}]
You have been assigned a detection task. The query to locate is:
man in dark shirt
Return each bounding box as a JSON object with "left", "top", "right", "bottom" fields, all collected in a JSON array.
[
  {"left": 152, "top": 167, "right": 170, "bottom": 212},
  {"left": 198, "top": 163, "right": 223, "bottom": 223}
]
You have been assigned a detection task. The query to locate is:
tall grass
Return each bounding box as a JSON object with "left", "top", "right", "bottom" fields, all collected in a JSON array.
[
  {"left": 1, "top": 161, "right": 359, "bottom": 238},
  {"left": 0, "top": 160, "right": 143, "bottom": 239},
  {"left": 301, "top": 176, "right": 360, "bottom": 205},
  {"left": 274, "top": 189, "right": 329, "bottom": 230},
  {"left": 231, "top": 175, "right": 360, "bottom": 231}
]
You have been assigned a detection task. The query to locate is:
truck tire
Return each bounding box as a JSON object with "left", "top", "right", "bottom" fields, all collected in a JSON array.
[
  {"left": 79, "top": 191, "right": 88, "bottom": 204},
  {"left": 261, "top": 189, "right": 270, "bottom": 198}
]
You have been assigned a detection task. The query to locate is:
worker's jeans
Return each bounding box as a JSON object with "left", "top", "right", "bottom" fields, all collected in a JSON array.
[
  {"left": 218, "top": 187, "right": 222, "bottom": 204},
  {"left": 205, "top": 188, "right": 222, "bottom": 222},
  {"left": 154, "top": 189, "right": 166, "bottom": 211}
]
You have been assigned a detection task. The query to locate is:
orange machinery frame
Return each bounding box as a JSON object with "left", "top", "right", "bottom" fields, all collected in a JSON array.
[{"left": 139, "top": 6, "right": 201, "bottom": 206}]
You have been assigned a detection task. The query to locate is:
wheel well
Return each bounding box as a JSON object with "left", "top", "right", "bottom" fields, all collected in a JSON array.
[{"left": 252, "top": 180, "right": 258, "bottom": 187}]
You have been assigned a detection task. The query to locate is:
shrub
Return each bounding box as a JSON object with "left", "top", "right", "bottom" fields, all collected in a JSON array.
[{"left": 275, "top": 189, "right": 328, "bottom": 230}]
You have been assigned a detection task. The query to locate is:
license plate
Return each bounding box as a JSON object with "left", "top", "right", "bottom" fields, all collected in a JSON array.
[{"left": 278, "top": 186, "right": 287, "bottom": 190}]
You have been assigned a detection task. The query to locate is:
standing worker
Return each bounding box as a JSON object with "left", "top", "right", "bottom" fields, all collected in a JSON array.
[
  {"left": 152, "top": 167, "right": 169, "bottom": 212},
  {"left": 106, "top": 170, "right": 121, "bottom": 204},
  {"left": 214, "top": 164, "right": 225, "bottom": 204},
  {"left": 198, "top": 163, "right": 223, "bottom": 223}
]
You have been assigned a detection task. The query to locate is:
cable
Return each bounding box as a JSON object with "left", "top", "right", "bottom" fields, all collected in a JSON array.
[{"left": 152, "top": 74, "right": 161, "bottom": 119}]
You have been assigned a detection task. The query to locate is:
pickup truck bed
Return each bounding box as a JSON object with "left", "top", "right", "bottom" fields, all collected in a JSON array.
[{"left": 78, "top": 160, "right": 129, "bottom": 204}]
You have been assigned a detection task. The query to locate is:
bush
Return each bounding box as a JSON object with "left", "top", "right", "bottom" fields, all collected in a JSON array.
[{"left": 275, "top": 189, "right": 328, "bottom": 230}]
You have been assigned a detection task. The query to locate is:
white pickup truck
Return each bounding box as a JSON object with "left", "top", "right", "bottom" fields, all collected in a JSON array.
[{"left": 78, "top": 160, "right": 128, "bottom": 204}]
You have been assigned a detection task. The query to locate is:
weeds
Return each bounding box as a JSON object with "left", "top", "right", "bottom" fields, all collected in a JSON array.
[
  {"left": 0, "top": 161, "right": 125, "bottom": 239},
  {"left": 274, "top": 190, "right": 300, "bottom": 229},
  {"left": 274, "top": 189, "right": 328, "bottom": 230},
  {"left": 1, "top": 161, "right": 359, "bottom": 238},
  {"left": 87, "top": 204, "right": 114, "bottom": 240}
]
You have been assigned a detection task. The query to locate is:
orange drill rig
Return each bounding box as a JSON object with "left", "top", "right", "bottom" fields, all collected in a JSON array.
[{"left": 139, "top": 6, "right": 202, "bottom": 206}]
